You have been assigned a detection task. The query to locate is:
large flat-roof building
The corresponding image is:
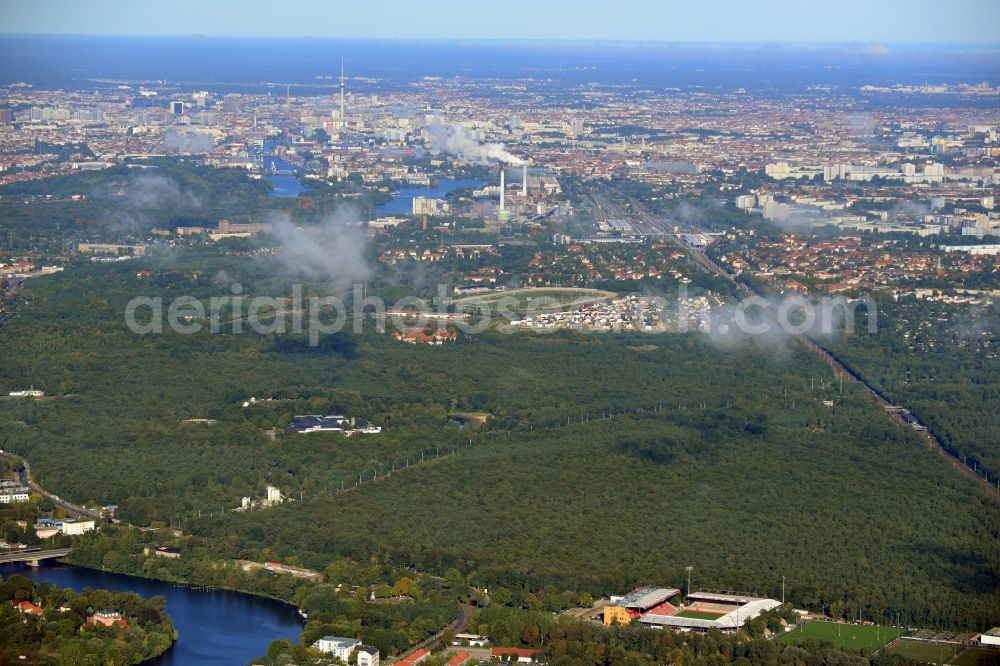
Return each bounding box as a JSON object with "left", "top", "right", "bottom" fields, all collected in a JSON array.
[{"left": 980, "top": 628, "right": 1000, "bottom": 647}]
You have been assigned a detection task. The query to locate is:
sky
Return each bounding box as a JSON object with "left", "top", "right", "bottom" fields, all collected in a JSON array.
[{"left": 3, "top": 0, "right": 999, "bottom": 44}]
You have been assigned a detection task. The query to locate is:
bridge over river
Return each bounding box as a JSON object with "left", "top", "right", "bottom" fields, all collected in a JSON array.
[{"left": 0, "top": 547, "right": 72, "bottom": 566}]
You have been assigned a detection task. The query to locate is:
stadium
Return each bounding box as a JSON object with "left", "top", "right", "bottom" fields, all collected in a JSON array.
[{"left": 605, "top": 588, "right": 781, "bottom": 633}]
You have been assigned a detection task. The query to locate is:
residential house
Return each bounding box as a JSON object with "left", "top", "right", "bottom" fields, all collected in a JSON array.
[
  {"left": 357, "top": 645, "right": 380, "bottom": 666},
  {"left": 89, "top": 609, "right": 127, "bottom": 627},
  {"left": 12, "top": 600, "right": 44, "bottom": 616},
  {"left": 398, "top": 649, "right": 430, "bottom": 666},
  {"left": 491, "top": 648, "right": 541, "bottom": 664},
  {"left": 312, "top": 636, "right": 361, "bottom": 660}
]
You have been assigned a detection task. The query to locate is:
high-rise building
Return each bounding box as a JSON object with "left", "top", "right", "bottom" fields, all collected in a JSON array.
[
  {"left": 170, "top": 101, "right": 185, "bottom": 115},
  {"left": 339, "top": 57, "right": 346, "bottom": 129},
  {"left": 251, "top": 138, "right": 265, "bottom": 171},
  {"left": 0, "top": 108, "right": 12, "bottom": 124}
]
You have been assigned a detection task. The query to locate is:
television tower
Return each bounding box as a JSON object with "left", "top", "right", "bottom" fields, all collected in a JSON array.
[{"left": 339, "top": 57, "right": 346, "bottom": 129}]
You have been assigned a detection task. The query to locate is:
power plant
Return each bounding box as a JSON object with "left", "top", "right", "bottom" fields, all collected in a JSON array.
[
  {"left": 496, "top": 162, "right": 531, "bottom": 223},
  {"left": 499, "top": 166, "right": 506, "bottom": 212}
]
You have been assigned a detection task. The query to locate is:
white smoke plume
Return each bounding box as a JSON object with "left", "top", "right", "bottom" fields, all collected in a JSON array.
[
  {"left": 123, "top": 173, "right": 201, "bottom": 210},
  {"left": 106, "top": 172, "right": 201, "bottom": 235},
  {"left": 265, "top": 207, "right": 371, "bottom": 287},
  {"left": 164, "top": 129, "right": 215, "bottom": 154},
  {"left": 425, "top": 120, "right": 523, "bottom": 165}
]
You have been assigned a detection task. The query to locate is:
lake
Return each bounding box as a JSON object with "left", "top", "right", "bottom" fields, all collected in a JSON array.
[
  {"left": 376, "top": 178, "right": 487, "bottom": 216},
  {"left": 0, "top": 562, "right": 303, "bottom": 665}
]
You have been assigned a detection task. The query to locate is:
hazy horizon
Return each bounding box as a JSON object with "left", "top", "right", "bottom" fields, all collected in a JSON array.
[{"left": 3, "top": 0, "right": 999, "bottom": 44}]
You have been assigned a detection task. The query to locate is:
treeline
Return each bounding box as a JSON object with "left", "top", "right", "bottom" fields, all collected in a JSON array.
[
  {"left": 64, "top": 525, "right": 459, "bottom": 659},
  {"left": 472, "top": 605, "right": 902, "bottom": 666},
  {"left": 0, "top": 573, "right": 175, "bottom": 664}
]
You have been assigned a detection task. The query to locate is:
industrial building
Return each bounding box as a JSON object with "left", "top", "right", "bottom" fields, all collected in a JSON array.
[
  {"left": 77, "top": 243, "right": 148, "bottom": 257},
  {"left": 288, "top": 414, "right": 381, "bottom": 435}
]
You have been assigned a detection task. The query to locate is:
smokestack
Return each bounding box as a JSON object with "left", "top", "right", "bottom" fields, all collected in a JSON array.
[
  {"left": 499, "top": 166, "right": 505, "bottom": 211},
  {"left": 522, "top": 164, "right": 528, "bottom": 197}
]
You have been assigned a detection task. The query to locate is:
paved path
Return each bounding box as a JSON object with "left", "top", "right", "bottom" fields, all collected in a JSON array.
[{"left": 0, "top": 449, "right": 106, "bottom": 520}]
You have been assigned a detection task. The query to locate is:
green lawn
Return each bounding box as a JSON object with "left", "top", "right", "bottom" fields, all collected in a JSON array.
[
  {"left": 675, "top": 610, "right": 725, "bottom": 620},
  {"left": 777, "top": 621, "right": 906, "bottom": 651},
  {"left": 950, "top": 648, "right": 1000, "bottom": 666},
  {"left": 885, "top": 639, "right": 960, "bottom": 664}
]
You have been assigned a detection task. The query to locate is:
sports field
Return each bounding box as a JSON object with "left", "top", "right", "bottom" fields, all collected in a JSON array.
[
  {"left": 676, "top": 610, "right": 725, "bottom": 620},
  {"left": 778, "top": 621, "right": 906, "bottom": 651},
  {"left": 885, "top": 639, "right": 960, "bottom": 664},
  {"left": 453, "top": 287, "right": 615, "bottom": 316},
  {"left": 950, "top": 647, "right": 1000, "bottom": 666}
]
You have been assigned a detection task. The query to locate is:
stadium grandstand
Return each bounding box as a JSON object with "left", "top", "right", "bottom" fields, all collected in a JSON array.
[
  {"left": 604, "top": 587, "right": 682, "bottom": 626},
  {"left": 638, "top": 591, "right": 781, "bottom": 632},
  {"left": 614, "top": 587, "right": 682, "bottom": 612}
]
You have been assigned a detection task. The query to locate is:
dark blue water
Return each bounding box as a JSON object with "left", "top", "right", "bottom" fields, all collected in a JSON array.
[
  {"left": 1, "top": 562, "right": 302, "bottom": 666},
  {"left": 376, "top": 178, "right": 486, "bottom": 215},
  {"left": 264, "top": 155, "right": 305, "bottom": 197},
  {"left": 265, "top": 174, "right": 305, "bottom": 197}
]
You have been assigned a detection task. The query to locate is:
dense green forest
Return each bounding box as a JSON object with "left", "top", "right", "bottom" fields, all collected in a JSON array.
[
  {"left": 824, "top": 295, "right": 1000, "bottom": 476},
  {"left": 0, "top": 574, "right": 175, "bottom": 664},
  {"left": 1, "top": 254, "right": 997, "bottom": 632},
  {"left": 187, "top": 405, "right": 999, "bottom": 630}
]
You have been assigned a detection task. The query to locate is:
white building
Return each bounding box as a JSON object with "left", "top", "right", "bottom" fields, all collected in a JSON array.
[
  {"left": 453, "top": 633, "right": 489, "bottom": 647},
  {"left": 980, "top": 628, "right": 1000, "bottom": 647},
  {"left": 266, "top": 485, "right": 283, "bottom": 504},
  {"left": 765, "top": 162, "right": 823, "bottom": 180},
  {"left": 357, "top": 645, "right": 380, "bottom": 666},
  {"left": 412, "top": 196, "right": 449, "bottom": 216},
  {"left": 60, "top": 519, "right": 96, "bottom": 535},
  {"left": 0, "top": 492, "right": 30, "bottom": 503},
  {"left": 36, "top": 518, "right": 96, "bottom": 535},
  {"left": 312, "top": 636, "right": 361, "bottom": 660}
]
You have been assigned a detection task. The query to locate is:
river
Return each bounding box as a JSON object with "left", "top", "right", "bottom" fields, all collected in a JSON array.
[
  {"left": 0, "top": 562, "right": 303, "bottom": 665},
  {"left": 264, "top": 155, "right": 305, "bottom": 198},
  {"left": 375, "top": 178, "right": 486, "bottom": 216}
]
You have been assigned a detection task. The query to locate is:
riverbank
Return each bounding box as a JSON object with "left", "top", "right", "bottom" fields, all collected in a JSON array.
[
  {"left": 60, "top": 545, "right": 308, "bottom": 614},
  {"left": 0, "top": 569, "right": 177, "bottom": 664},
  {"left": 375, "top": 177, "right": 486, "bottom": 216},
  {"left": 3, "top": 560, "right": 302, "bottom": 665}
]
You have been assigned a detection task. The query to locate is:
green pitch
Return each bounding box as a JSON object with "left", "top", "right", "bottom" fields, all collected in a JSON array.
[
  {"left": 950, "top": 648, "right": 1000, "bottom": 666},
  {"left": 675, "top": 610, "right": 725, "bottom": 620},
  {"left": 777, "top": 621, "right": 906, "bottom": 651},
  {"left": 885, "top": 639, "right": 959, "bottom": 664}
]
